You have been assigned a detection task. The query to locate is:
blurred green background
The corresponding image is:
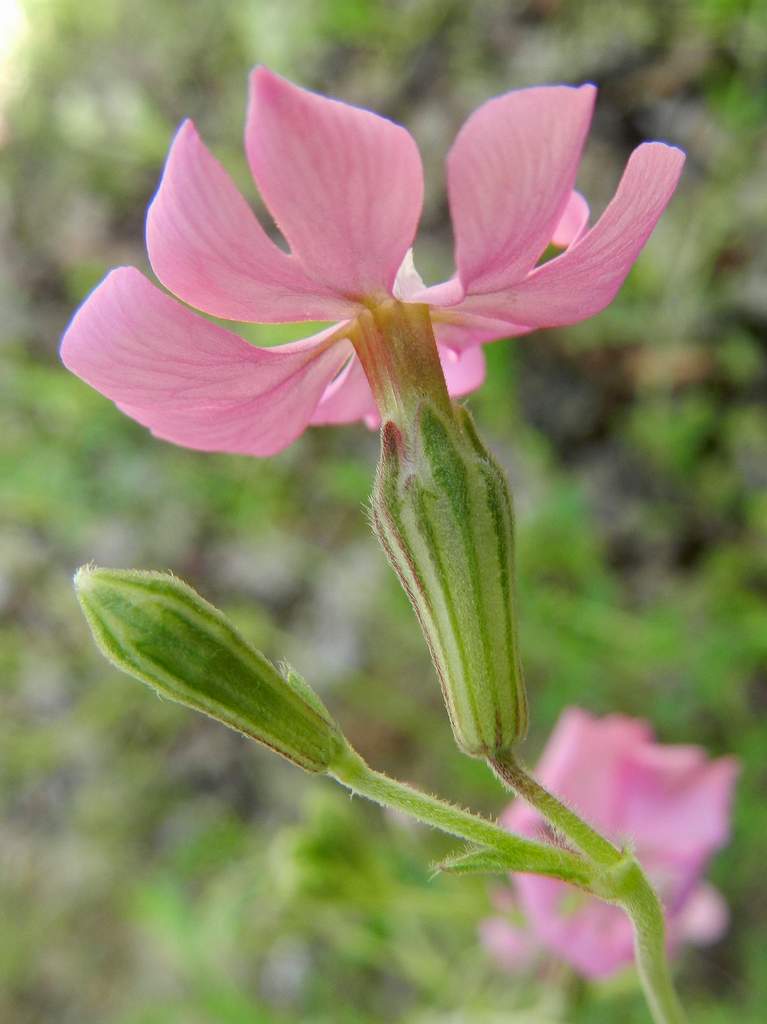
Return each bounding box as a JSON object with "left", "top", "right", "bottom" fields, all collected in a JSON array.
[{"left": 2, "top": 0, "right": 766, "bottom": 1021}]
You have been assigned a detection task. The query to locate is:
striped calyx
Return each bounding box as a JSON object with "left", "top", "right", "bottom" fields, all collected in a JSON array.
[
  {"left": 371, "top": 401, "right": 528, "bottom": 758},
  {"left": 74, "top": 566, "right": 349, "bottom": 773}
]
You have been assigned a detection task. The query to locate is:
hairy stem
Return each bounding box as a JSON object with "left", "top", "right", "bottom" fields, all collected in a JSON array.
[
  {"left": 330, "top": 747, "right": 594, "bottom": 887},
  {"left": 489, "top": 751, "right": 621, "bottom": 867},
  {"left": 489, "top": 752, "right": 687, "bottom": 1023},
  {"left": 619, "top": 862, "right": 689, "bottom": 1024}
]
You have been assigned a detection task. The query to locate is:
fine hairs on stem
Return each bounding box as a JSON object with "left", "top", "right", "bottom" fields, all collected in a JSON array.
[{"left": 488, "top": 751, "right": 688, "bottom": 1024}]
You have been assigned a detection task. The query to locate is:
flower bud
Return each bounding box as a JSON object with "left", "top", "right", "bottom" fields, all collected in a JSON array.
[
  {"left": 74, "top": 566, "right": 348, "bottom": 773},
  {"left": 371, "top": 402, "right": 527, "bottom": 758}
]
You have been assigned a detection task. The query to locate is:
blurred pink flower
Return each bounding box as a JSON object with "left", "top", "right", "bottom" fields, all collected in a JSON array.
[
  {"left": 482, "top": 708, "right": 738, "bottom": 980},
  {"left": 61, "top": 69, "right": 684, "bottom": 456}
]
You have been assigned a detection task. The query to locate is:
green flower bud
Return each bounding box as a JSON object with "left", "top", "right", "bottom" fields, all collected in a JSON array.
[
  {"left": 371, "top": 402, "right": 527, "bottom": 758},
  {"left": 74, "top": 566, "right": 348, "bottom": 773}
]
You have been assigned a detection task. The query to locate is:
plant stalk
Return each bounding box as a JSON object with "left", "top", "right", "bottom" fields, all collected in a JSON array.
[
  {"left": 330, "top": 747, "right": 594, "bottom": 888},
  {"left": 621, "top": 865, "right": 689, "bottom": 1024},
  {"left": 489, "top": 751, "right": 621, "bottom": 866},
  {"left": 489, "top": 752, "right": 687, "bottom": 1023}
]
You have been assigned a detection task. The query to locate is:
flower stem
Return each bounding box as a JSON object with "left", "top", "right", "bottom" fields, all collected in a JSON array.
[
  {"left": 349, "top": 300, "right": 454, "bottom": 429},
  {"left": 489, "top": 752, "right": 620, "bottom": 866},
  {"left": 617, "top": 862, "right": 689, "bottom": 1024},
  {"left": 489, "top": 752, "right": 687, "bottom": 1024},
  {"left": 330, "top": 747, "right": 594, "bottom": 888}
]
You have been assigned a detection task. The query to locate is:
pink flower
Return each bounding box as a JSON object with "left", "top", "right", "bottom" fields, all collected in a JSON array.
[
  {"left": 61, "top": 69, "right": 684, "bottom": 456},
  {"left": 482, "top": 708, "right": 738, "bottom": 980}
]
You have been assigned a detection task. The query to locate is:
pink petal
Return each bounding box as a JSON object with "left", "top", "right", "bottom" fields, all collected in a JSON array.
[
  {"left": 498, "top": 707, "right": 737, "bottom": 981},
  {"left": 479, "top": 917, "right": 539, "bottom": 972},
  {"left": 311, "top": 354, "right": 377, "bottom": 426},
  {"left": 60, "top": 267, "right": 351, "bottom": 456},
  {"left": 616, "top": 748, "right": 739, "bottom": 862},
  {"left": 409, "top": 276, "right": 466, "bottom": 307},
  {"left": 146, "top": 121, "right": 352, "bottom": 323},
  {"left": 551, "top": 190, "right": 590, "bottom": 247},
  {"left": 433, "top": 312, "right": 531, "bottom": 352},
  {"left": 463, "top": 143, "right": 685, "bottom": 327},
  {"left": 447, "top": 84, "right": 596, "bottom": 293},
  {"left": 246, "top": 68, "right": 423, "bottom": 299},
  {"left": 515, "top": 874, "right": 635, "bottom": 979},
  {"left": 440, "top": 342, "right": 486, "bottom": 397},
  {"left": 391, "top": 248, "right": 425, "bottom": 301},
  {"left": 673, "top": 884, "right": 729, "bottom": 947},
  {"left": 392, "top": 255, "right": 524, "bottom": 349}
]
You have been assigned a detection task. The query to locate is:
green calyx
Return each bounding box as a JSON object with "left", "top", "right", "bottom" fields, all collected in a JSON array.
[
  {"left": 74, "top": 566, "right": 348, "bottom": 773},
  {"left": 371, "top": 400, "right": 528, "bottom": 758},
  {"left": 351, "top": 298, "right": 527, "bottom": 757}
]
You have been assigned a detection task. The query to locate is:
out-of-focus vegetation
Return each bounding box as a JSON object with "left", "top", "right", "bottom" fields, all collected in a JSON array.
[{"left": 1, "top": 0, "right": 766, "bottom": 1021}]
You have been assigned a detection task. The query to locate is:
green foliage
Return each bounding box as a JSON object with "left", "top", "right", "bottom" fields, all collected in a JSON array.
[{"left": 2, "top": 0, "right": 765, "bottom": 1021}]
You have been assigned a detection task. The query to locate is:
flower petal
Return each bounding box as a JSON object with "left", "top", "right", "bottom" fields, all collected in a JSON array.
[
  {"left": 616, "top": 746, "right": 739, "bottom": 862},
  {"left": 246, "top": 67, "right": 423, "bottom": 299},
  {"left": 440, "top": 342, "right": 486, "bottom": 397},
  {"left": 479, "top": 917, "right": 539, "bottom": 972},
  {"left": 515, "top": 875, "right": 635, "bottom": 979},
  {"left": 674, "top": 884, "right": 729, "bottom": 947},
  {"left": 60, "top": 268, "right": 351, "bottom": 456},
  {"left": 311, "top": 354, "right": 377, "bottom": 426},
  {"left": 499, "top": 707, "right": 736, "bottom": 981},
  {"left": 391, "top": 248, "right": 426, "bottom": 301},
  {"left": 551, "top": 190, "right": 590, "bottom": 247},
  {"left": 447, "top": 84, "right": 596, "bottom": 292},
  {"left": 409, "top": 275, "right": 466, "bottom": 307},
  {"left": 146, "top": 121, "right": 352, "bottom": 323},
  {"left": 433, "top": 311, "right": 531, "bottom": 352},
  {"left": 463, "top": 143, "right": 685, "bottom": 327}
]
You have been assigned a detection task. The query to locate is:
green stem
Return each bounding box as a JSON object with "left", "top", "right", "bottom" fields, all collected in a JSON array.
[
  {"left": 489, "top": 751, "right": 621, "bottom": 867},
  {"left": 330, "top": 747, "right": 594, "bottom": 888},
  {"left": 618, "top": 862, "right": 689, "bottom": 1024},
  {"left": 349, "top": 300, "right": 454, "bottom": 429},
  {"left": 490, "top": 752, "right": 687, "bottom": 1024}
]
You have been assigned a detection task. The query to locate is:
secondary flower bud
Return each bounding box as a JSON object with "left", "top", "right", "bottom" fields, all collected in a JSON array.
[
  {"left": 74, "top": 566, "right": 348, "bottom": 773},
  {"left": 371, "top": 401, "right": 528, "bottom": 758}
]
